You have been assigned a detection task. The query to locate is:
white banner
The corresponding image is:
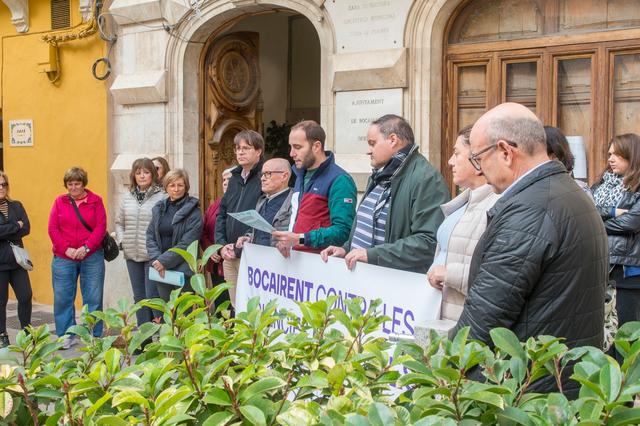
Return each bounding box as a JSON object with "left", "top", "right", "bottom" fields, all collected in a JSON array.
[{"left": 236, "top": 244, "right": 442, "bottom": 339}]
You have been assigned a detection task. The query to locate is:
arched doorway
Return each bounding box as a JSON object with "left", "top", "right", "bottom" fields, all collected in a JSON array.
[
  {"left": 442, "top": 0, "right": 640, "bottom": 190},
  {"left": 199, "top": 11, "right": 321, "bottom": 208}
]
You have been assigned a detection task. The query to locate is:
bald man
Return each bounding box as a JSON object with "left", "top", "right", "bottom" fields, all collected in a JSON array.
[
  {"left": 236, "top": 158, "right": 293, "bottom": 249},
  {"left": 451, "top": 103, "right": 608, "bottom": 397}
]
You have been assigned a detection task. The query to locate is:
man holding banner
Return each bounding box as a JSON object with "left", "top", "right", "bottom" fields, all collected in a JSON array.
[
  {"left": 273, "top": 121, "right": 357, "bottom": 257},
  {"left": 321, "top": 115, "right": 450, "bottom": 273}
]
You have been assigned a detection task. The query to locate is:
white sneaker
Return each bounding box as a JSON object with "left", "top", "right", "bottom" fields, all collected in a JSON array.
[{"left": 61, "top": 335, "right": 76, "bottom": 350}]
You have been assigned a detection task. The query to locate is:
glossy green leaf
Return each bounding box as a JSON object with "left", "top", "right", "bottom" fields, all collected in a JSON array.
[
  {"left": 240, "top": 377, "right": 285, "bottom": 403},
  {"left": 490, "top": 328, "right": 526, "bottom": 360},
  {"left": 239, "top": 405, "right": 266, "bottom": 426},
  {"left": 202, "top": 411, "right": 234, "bottom": 426},
  {"left": 368, "top": 402, "right": 395, "bottom": 426},
  {"left": 460, "top": 391, "right": 504, "bottom": 409},
  {"left": 600, "top": 363, "right": 622, "bottom": 403},
  {"left": 497, "top": 407, "right": 534, "bottom": 426},
  {"left": 203, "top": 388, "right": 232, "bottom": 406},
  {"left": 608, "top": 407, "right": 640, "bottom": 426},
  {"left": 111, "top": 390, "right": 148, "bottom": 408},
  {"left": 169, "top": 247, "right": 197, "bottom": 272}
]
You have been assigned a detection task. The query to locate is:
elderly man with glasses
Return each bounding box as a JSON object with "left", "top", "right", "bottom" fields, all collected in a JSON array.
[
  {"left": 451, "top": 102, "right": 608, "bottom": 398},
  {"left": 236, "top": 158, "right": 293, "bottom": 249}
]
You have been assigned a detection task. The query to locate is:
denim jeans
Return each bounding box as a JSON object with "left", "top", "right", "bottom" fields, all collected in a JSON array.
[
  {"left": 125, "top": 260, "right": 161, "bottom": 324},
  {"left": 52, "top": 251, "right": 105, "bottom": 337}
]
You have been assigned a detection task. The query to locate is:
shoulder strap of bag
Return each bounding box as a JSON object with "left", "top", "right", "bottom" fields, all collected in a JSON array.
[{"left": 68, "top": 195, "right": 93, "bottom": 233}]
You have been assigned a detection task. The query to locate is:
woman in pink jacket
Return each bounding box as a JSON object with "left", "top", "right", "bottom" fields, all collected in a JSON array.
[{"left": 48, "top": 167, "right": 106, "bottom": 349}]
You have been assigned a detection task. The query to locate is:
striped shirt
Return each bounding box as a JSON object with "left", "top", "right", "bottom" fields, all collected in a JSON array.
[
  {"left": 350, "top": 185, "right": 389, "bottom": 250},
  {"left": 0, "top": 200, "right": 7, "bottom": 219}
]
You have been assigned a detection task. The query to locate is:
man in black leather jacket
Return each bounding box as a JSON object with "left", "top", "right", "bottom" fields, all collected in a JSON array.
[{"left": 451, "top": 102, "right": 608, "bottom": 397}]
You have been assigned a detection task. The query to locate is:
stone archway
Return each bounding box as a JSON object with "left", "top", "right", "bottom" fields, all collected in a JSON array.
[
  {"left": 404, "top": 0, "right": 466, "bottom": 171},
  {"left": 163, "top": 0, "right": 336, "bottom": 197}
]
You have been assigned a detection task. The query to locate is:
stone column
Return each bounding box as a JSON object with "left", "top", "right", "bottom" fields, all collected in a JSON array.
[{"left": 105, "top": 0, "right": 189, "bottom": 309}]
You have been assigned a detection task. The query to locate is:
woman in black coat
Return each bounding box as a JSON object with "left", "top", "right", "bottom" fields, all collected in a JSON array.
[
  {"left": 592, "top": 133, "right": 640, "bottom": 358},
  {"left": 147, "top": 169, "right": 203, "bottom": 301},
  {"left": 0, "top": 171, "right": 32, "bottom": 347}
]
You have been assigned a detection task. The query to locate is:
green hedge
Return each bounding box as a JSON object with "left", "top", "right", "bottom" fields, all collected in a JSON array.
[{"left": 0, "top": 243, "right": 636, "bottom": 425}]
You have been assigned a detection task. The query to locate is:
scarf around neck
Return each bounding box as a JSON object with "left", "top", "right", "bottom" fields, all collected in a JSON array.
[
  {"left": 369, "top": 143, "right": 418, "bottom": 220},
  {"left": 593, "top": 171, "right": 625, "bottom": 208}
]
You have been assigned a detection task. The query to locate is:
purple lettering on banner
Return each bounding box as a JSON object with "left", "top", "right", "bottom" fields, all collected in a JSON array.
[
  {"left": 270, "top": 273, "right": 277, "bottom": 293},
  {"left": 392, "top": 306, "right": 402, "bottom": 334},
  {"left": 248, "top": 267, "right": 253, "bottom": 287},
  {"left": 304, "top": 281, "right": 314, "bottom": 301},
  {"left": 316, "top": 284, "right": 326, "bottom": 301},
  {"left": 404, "top": 309, "right": 415, "bottom": 334},
  {"left": 279, "top": 275, "right": 287, "bottom": 297},
  {"left": 327, "top": 287, "right": 336, "bottom": 298},
  {"left": 262, "top": 270, "right": 269, "bottom": 291},
  {"left": 295, "top": 279, "right": 305, "bottom": 302},
  {"left": 287, "top": 277, "right": 295, "bottom": 300},
  {"left": 254, "top": 268, "right": 262, "bottom": 289},
  {"left": 381, "top": 303, "right": 391, "bottom": 334}
]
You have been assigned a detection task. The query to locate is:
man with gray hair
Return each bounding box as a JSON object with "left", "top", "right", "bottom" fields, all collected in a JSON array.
[
  {"left": 236, "top": 158, "right": 293, "bottom": 248},
  {"left": 321, "top": 114, "right": 449, "bottom": 272},
  {"left": 451, "top": 102, "right": 608, "bottom": 397}
]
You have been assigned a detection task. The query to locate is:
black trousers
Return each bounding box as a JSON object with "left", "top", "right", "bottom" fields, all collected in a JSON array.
[
  {"left": 609, "top": 266, "right": 640, "bottom": 364},
  {"left": 0, "top": 268, "right": 32, "bottom": 333}
]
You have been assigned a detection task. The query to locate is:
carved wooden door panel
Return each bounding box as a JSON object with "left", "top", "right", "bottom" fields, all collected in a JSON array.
[{"left": 201, "top": 31, "right": 262, "bottom": 208}]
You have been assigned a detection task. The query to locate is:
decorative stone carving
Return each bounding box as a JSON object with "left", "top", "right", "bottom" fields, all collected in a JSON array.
[
  {"left": 79, "top": 0, "right": 92, "bottom": 22},
  {"left": 206, "top": 36, "right": 260, "bottom": 111},
  {"left": 332, "top": 48, "right": 407, "bottom": 91},
  {"left": 110, "top": 70, "right": 167, "bottom": 105},
  {"left": 2, "top": 0, "right": 29, "bottom": 33},
  {"left": 202, "top": 31, "right": 261, "bottom": 205}
]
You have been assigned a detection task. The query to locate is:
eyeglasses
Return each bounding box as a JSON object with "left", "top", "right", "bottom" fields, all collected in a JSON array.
[
  {"left": 468, "top": 140, "right": 518, "bottom": 171},
  {"left": 261, "top": 171, "right": 286, "bottom": 179},
  {"left": 235, "top": 145, "right": 255, "bottom": 153},
  {"left": 0, "top": 183, "right": 7, "bottom": 189}
]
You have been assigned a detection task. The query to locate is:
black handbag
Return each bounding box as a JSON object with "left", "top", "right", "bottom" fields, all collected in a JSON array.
[{"left": 68, "top": 196, "right": 119, "bottom": 262}]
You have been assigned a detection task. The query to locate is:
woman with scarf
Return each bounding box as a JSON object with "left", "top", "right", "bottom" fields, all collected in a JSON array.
[
  {"left": 592, "top": 133, "right": 640, "bottom": 358},
  {"left": 427, "top": 125, "right": 500, "bottom": 326},
  {"left": 115, "top": 158, "right": 166, "bottom": 327}
]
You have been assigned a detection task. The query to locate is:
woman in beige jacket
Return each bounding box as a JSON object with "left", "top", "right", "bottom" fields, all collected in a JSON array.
[{"left": 427, "top": 125, "right": 500, "bottom": 325}]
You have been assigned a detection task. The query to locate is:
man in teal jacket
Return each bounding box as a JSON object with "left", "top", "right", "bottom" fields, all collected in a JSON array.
[{"left": 321, "top": 115, "right": 450, "bottom": 273}]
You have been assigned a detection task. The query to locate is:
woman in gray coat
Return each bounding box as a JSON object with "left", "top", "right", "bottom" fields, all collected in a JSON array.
[
  {"left": 147, "top": 169, "right": 203, "bottom": 301},
  {"left": 115, "top": 158, "right": 165, "bottom": 326}
]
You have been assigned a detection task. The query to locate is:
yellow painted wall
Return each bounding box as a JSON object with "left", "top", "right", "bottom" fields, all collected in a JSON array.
[{"left": 1, "top": 0, "right": 108, "bottom": 304}]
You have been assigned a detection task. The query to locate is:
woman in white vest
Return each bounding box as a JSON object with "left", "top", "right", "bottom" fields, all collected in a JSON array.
[
  {"left": 115, "top": 158, "right": 166, "bottom": 326},
  {"left": 427, "top": 125, "right": 500, "bottom": 326}
]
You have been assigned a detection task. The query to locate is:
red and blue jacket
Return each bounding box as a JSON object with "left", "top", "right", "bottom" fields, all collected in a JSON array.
[{"left": 289, "top": 152, "right": 357, "bottom": 253}]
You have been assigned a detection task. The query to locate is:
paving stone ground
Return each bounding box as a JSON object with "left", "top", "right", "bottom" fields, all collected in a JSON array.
[{"left": 5, "top": 299, "right": 83, "bottom": 358}]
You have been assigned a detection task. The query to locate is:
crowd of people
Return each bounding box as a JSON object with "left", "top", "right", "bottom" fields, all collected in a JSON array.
[{"left": 0, "top": 103, "right": 638, "bottom": 395}]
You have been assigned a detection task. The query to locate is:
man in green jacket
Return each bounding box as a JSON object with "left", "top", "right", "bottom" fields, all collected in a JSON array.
[{"left": 321, "top": 114, "right": 450, "bottom": 273}]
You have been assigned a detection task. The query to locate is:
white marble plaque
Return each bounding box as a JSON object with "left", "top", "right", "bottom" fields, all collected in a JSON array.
[
  {"left": 9, "top": 120, "right": 33, "bottom": 147},
  {"left": 335, "top": 89, "right": 403, "bottom": 155},
  {"left": 325, "top": 0, "right": 412, "bottom": 53}
]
